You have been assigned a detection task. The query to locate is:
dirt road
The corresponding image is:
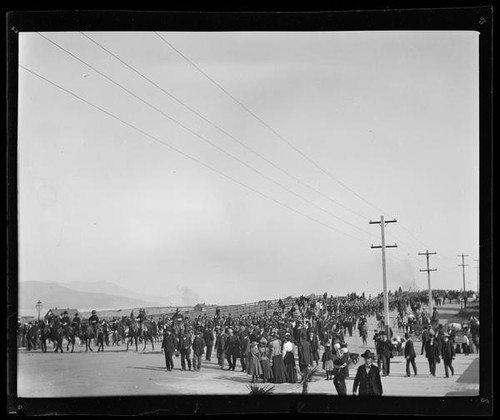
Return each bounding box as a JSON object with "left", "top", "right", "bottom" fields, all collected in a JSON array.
[{"left": 16, "top": 303, "right": 479, "bottom": 398}]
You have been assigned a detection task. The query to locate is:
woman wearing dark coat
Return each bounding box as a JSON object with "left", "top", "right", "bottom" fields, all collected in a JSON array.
[
  {"left": 353, "top": 350, "right": 383, "bottom": 396},
  {"left": 268, "top": 332, "right": 287, "bottom": 383}
]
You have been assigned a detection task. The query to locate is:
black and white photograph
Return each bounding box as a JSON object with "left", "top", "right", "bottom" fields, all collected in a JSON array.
[{"left": 7, "top": 7, "right": 492, "bottom": 417}]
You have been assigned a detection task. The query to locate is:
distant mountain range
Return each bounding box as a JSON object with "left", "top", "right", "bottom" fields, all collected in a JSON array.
[{"left": 18, "top": 281, "right": 174, "bottom": 313}]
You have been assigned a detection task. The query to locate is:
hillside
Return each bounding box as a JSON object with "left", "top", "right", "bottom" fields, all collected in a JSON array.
[
  {"left": 18, "top": 281, "right": 168, "bottom": 312},
  {"left": 64, "top": 280, "right": 173, "bottom": 306}
]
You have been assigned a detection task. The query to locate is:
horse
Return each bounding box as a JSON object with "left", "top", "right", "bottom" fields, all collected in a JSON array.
[
  {"left": 124, "top": 318, "right": 140, "bottom": 351},
  {"left": 78, "top": 324, "right": 94, "bottom": 352},
  {"left": 139, "top": 321, "right": 155, "bottom": 351},
  {"left": 61, "top": 325, "right": 77, "bottom": 352},
  {"left": 39, "top": 320, "right": 52, "bottom": 352},
  {"left": 96, "top": 324, "right": 106, "bottom": 352},
  {"left": 49, "top": 317, "right": 64, "bottom": 353}
]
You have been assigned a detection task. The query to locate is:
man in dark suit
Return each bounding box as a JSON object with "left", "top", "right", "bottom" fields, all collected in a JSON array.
[
  {"left": 297, "top": 332, "right": 314, "bottom": 382},
  {"left": 424, "top": 330, "right": 441, "bottom": 376},
  {"left": 161, "top": 329, "right": 177, "bottom": 371},
  {"left": 192, "top": 330, "right": 206, "bottom": 372},
  {"left": 440, "top": 332, "right": 455, "bottom": 377},
  {"left": 178, "top": 329, "right": 193, "bottom": 371},
  {"left": 353, "top": 350, "right": 383, "bottom": 396},
  {"left": 239, "top": 330, "right": 250, "bottom": 372},
  {"left": 404, "top": 332, "right": 417, "bottom": 376},
  {"left": 376, "top": 331, "right": 392, "bottom": 376},
  {"left": 215, "top": 326, "right": 226, "bottom": 369},
  {"left": 225, "top": 328, "right": 241, "bottom": 371},
  {"left": 203, "top": 326, "right": 215, "bottom": 362}
]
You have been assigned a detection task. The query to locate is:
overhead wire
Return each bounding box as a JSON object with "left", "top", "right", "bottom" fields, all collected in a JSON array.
[
  {"left": 154, "top": 32, "right": 388, "bottom": 215},
  {"left": 155, "top": 32, "right": 452, "bottom": 258},
  {"left": 19, "top": 63, "right": 371, "bottom": 245},
  {"left": 38, "top": 32, "right": 379, "bottom": 241}
]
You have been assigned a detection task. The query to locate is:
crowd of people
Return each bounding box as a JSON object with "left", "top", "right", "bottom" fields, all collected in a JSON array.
[{"left": 17, "top": 288, "right": 479, "bottom": 395}]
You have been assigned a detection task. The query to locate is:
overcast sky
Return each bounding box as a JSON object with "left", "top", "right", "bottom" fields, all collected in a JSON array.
[{"left": 18, "top": 30, "right": 480, "bottom": 306}]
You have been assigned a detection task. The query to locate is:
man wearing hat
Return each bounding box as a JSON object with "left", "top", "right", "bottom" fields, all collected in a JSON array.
[
  {"left": 192, "top": 330, "right": 206, "bottom": 372},
  {"left": 375, "top": 331, "right": 385, "bottom": 373},
  {"left": 440, "top": 332, "right": 455, "bottom": 377},
  {"left": 353, "top": 350, "right": 383, "bottom": 396},
  {"left": 240, "top": 330, "right": 250, "bottom": 373},
  {"left": 420, "top": 325, "right": 430, "bottom": 355},
  {"left": 178, "top": 329, "right": 193, "bottom": 371},
  {"left": 215, "top": 326, "right": 227, "bottom": 369},
  {"left": 61, "top": 311, "right": 71, "bottom": 339},
  {"left": 88, "top": 310, "right": 99, "bottom": 345},
  {"left": 298, "top": 332, "right": 314, "bottom": 383},
  {"left": 71, "top": 312, "right": 81, "bottom": 334},
  {"left": 404, "top": 332, "right": 417, "bottom": 377},
  {"left": 332, "top": 342, "right": 349, "bottom": 395},
  {"left": 225, "top": 328, "right": 241, "bottom": 371},
  {"left": 161, "top": 329, "right": 177, "bottom": 371},
  {"left": 203, "top": 326, "right": 215, "bottom": 362},
  {"left": 424, "top": 328, "right": 441, "bottom": 376}
]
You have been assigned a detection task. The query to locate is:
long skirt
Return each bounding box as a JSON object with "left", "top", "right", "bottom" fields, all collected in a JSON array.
[
  {"left": 283, "top": 352, "right": 298, "bottom": 383},
  {"left": 260, "top": 359, "right": 274, "bottom": 382},
  {"left": 271, "top": 355, "right": 287, "bottom": 384},
  {"left": 247, "top": 354, "right": 263, "bottom": 376}
]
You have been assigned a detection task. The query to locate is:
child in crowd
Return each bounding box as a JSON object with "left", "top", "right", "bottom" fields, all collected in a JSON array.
[{"left": 321, "top": 343, "right": 335, "bottom": 380}]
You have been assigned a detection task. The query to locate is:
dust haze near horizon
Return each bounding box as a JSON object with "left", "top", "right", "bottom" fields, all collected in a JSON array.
[{"left": 18, "top": 31, "right": 480, "bottom": 307}]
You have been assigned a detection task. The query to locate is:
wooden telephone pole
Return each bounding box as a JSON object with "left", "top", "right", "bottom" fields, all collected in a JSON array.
[
  {"left": 458, "top": 254, "right": 469, "bottom": 292},
  {"left": 370, "top": 216, "right": 397, "bottom": 336},
  {"left": 419, "top": 250, "right": 437, "bottom": 310},
  {"left": 473, "top": 258, "right": 479, "bottom": 294}
]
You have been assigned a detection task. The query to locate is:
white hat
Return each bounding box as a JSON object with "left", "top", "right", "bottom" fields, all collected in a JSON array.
[{"left": 333, "top": 343, "right": 341, "bottom": 350}]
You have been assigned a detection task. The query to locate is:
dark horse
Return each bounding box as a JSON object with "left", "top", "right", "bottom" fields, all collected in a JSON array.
[
  {"left": 49, "top": 317, "right": 64, "bottom": 353},
  {"left": 139, "top": 321, "right": 155, "bottom": 351},
  {"left": 96, "top": 324, "right": 106, "bottom": 352},
  {"left": 39, "top": 320, "right": 52, "bottom": 352},
  {"left": 123, "top": 318, "right": 155, "bottom": 351},
  {"left": 78, "top": 324, "right": 94, "bottom": 352},
  {"left": 62, "top": 325, "right": 77, "bottom": 352},
  {"left": 124, "top": 318, "right": 140, "bottom": 351}
]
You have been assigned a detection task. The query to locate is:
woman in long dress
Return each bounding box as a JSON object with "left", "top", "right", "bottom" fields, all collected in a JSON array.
[
  {"left": 258, "top": 338, "right": 273, "bottom": 383},
  {"left": 283, "top": 333, "right": 298, "bottom": 383},
  {"left": 247, "top": 341, "right": 263, "bottom": 383},
  {"left": 268, "top": 331, "right": 286, "bottom": 384}
]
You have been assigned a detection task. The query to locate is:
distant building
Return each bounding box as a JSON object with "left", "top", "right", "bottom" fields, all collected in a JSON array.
[
  {"left": 44, "top": 308, "right": 79, "bottom": 321},
  {"left": 193, "top": 303, "right": 207, "bottom": 313},
  {"left": 20, "top": 315, "right": 35, "bottom": 325}
]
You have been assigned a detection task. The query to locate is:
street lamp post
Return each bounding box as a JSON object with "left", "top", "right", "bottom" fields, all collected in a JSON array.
[{"left": 36, "top": 300, "right": 43, "bottom": 322}]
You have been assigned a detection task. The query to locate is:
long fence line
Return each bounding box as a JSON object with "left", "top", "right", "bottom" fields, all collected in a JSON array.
[{"left": 80, "top": 296, "right": 305, "bottom": 321}]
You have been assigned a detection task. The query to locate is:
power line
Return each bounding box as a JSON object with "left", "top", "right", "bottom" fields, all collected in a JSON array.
[
  {"left": 155, "top": 32, "right": 447, "bottom": 256},
  {"left": 39, "top": 32, "right": 378, "bottom": 241},
  {"left": 154, "top": 32, "right": 388, "bottom": 215},
  {"left": 20, "top": 64, "right": 370, "bottom": 245}
]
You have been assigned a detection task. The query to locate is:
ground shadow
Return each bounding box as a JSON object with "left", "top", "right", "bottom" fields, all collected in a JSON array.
[{"left": 127, "top": 365, "right": 166, "bottom": 372}]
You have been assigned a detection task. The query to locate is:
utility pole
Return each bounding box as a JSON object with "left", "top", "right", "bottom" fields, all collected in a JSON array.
[
  {"left": 419, "top": 250, "right": 437, "bottom": 311},
  {"left": 474, "top": 258, "right": 479, "bottom": 294},
  {"left": 457, "top": 254, "right": 469, "bottom": 292},
  {"left": 370, "top": 216, "right": 397, "bottom": 336}
]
